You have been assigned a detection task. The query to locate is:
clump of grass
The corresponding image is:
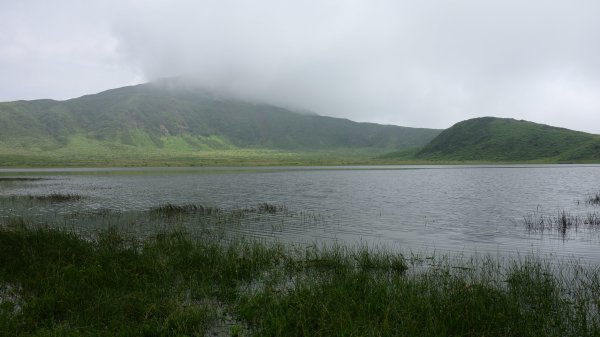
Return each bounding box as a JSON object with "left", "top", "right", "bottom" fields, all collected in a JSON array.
[
  {"left": 587, "top": 193, "right": 600, "bottom": 206},
  {"left": 556, "top": 210, "right": 580, "bottom": 234},
  {"left": 584, "top": 213, "right": 600, "bottom": 226},
  {"left": 296, "top": 244, "right": 408, "bottom": 276},
  {"left": 256, "top": 202, "right": 287, "bottom": 214},
  {"left": 227, "top": 203, "right": 289, "bottom": 217},
  {"left": 6, "top": 193, "right": 82, "bottom": 202},
  {"left": 150, "top": 203, "right": 221, "bottom": 216},
  {"left": 0, "top": 177, "right": 44, "bottom": 182},
  {"left": 521, "top": 208, "right": 600, "bottom": 236}
]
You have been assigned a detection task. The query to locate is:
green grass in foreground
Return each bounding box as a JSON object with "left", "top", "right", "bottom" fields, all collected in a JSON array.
[{"left": 1, "top": 225, "right": 600, "bottom": 336}]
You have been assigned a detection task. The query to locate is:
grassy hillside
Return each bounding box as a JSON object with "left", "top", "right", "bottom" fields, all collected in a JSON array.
[
  {"left": 0, "top": 80, "right": 441, "bottom": 166},
  {"left": 391, "top": 117, "right": 600, "bottom": 162}
]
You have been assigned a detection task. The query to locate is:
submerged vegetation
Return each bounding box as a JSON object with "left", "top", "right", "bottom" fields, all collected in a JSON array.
[
  {"left": 0, "top": 177, "right": 44, "bottom": 182},
  {"left": 4, "top": 193, "right": 83, "bottom": 202},
  {"left": 150, "top": 202, "right": 287, "bottom": 217},
  {"left": 1, "top": 224, "right": 600, "bottom": 336},
  {"left": 523, "top": 208, "right": 600, "bottom": 236},
  {"left": 588, "top": 192, "right": 600, "bottom": 206},
  {"left": 150, "top": 203, "right": 222, "bottom": 216}
]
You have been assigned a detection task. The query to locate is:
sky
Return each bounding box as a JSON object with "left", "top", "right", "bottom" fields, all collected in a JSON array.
[{"left": 1, "top": 0, "right": 600, "bottom": 133}]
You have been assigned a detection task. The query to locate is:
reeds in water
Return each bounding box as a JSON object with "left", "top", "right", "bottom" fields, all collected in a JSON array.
[
  {"left": 0, "top": 177, "right": 44, "bottom": 182},
  {"left": 256, "top": 202, "right": 287, "bottom": 214},
  {"left": 150, "top": 203, "right": 221, "bottom": 215},
  {"left": 150, "top": 202, "right": 288, "bottom": 217},
  {"left": 587, "top": 193, "right": 600, "bottom": 206},
  {"left": 523, "top": 208, "right": 600, "bottom": 236},
  {"left": 5, "top": 193, "right": 82, "bottom": 202},
  {"left": 584, "top": 213, "right": 600, "bottom": 226}
]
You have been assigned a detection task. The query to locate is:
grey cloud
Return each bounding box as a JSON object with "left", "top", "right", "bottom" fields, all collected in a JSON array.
[
  {"left": 110, "top": 0, "right": 600, "bottom": 132},
  {"left": 2, "top": 0, "right": 600, "bottom": 133},
  {"left": 0, "top": 0, "right": 141, "bottom": 101}
]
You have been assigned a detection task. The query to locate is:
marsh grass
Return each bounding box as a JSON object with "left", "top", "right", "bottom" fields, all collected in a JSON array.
[
  {"left": 0, "top": 195, "right": 329, "bottom": 242},
  {"left": 523, "top": 208, "right": 600, "bottom": 236},
  {"left": 1, "top": 224, "right": 600, "bottom": 336},
  {"left": 147, "top": 202, "right": 298, "bottom": 234},
  {"left": 588, "top": 193, "right": 600, "bottom": 206},
  {"left": 150, "top": 203, "right": 222, "bottom": 216},
  {"left": 0, "top": 200, "right": 326, "bottom": 253},
  {"left": 586, "top": 213, "right": 600, "bottom": 226},
  {"left": 257, "top": 202, "right": 288, "bottom": 214},
  {"left": 0, "top": 177, "right": 44, "bottom": 182},
  {"left": 150, "top": 202, "right": 287, "bottom": 217},
  {"left": 5, "top": 193, "right": 83, "bottom": 203},
  {"left": 239, "top": 254, "right": 600, "bottom": 337}
]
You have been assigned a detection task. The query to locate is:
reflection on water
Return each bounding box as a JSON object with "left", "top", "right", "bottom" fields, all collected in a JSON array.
[{"left": 1, "top": 165, "right": 600, "bottom": 263}]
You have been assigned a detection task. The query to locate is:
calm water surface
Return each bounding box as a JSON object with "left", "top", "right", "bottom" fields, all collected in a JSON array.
[{"left": 2, "top": 165, "right": 600, "bottom": 263}]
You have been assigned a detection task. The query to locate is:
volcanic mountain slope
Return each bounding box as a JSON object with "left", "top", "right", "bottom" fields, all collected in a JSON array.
[{"left": 0, "top": 80, "right": 441, "bottom": 156}]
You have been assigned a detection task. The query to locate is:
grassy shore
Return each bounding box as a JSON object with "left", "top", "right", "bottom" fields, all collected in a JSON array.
[
  {"left": 0, "top": 148, "right": 393, "bottom": 168},
  {"left": 2, "top": 147, "right": 599, "bottom": 168},
  {"left": 1, "top": 223, "right": 600, "bottom": 336}
]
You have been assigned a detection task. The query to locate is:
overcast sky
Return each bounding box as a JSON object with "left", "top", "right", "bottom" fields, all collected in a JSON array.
[{"left": 1, "top": 0, "right": 599, "bottom": 133}]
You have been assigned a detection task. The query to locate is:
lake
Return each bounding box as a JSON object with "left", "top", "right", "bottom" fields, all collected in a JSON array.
[{"left": 2, "top": 165, "right": 600, "bottom": 263}]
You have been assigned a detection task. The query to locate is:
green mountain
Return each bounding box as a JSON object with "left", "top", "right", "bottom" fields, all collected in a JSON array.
[
  {"left": 0, "top": 80, "right": 441, "bottom": 166},
  {"left": 409, "top": 117, "right": 600, "bottom": 162}
]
